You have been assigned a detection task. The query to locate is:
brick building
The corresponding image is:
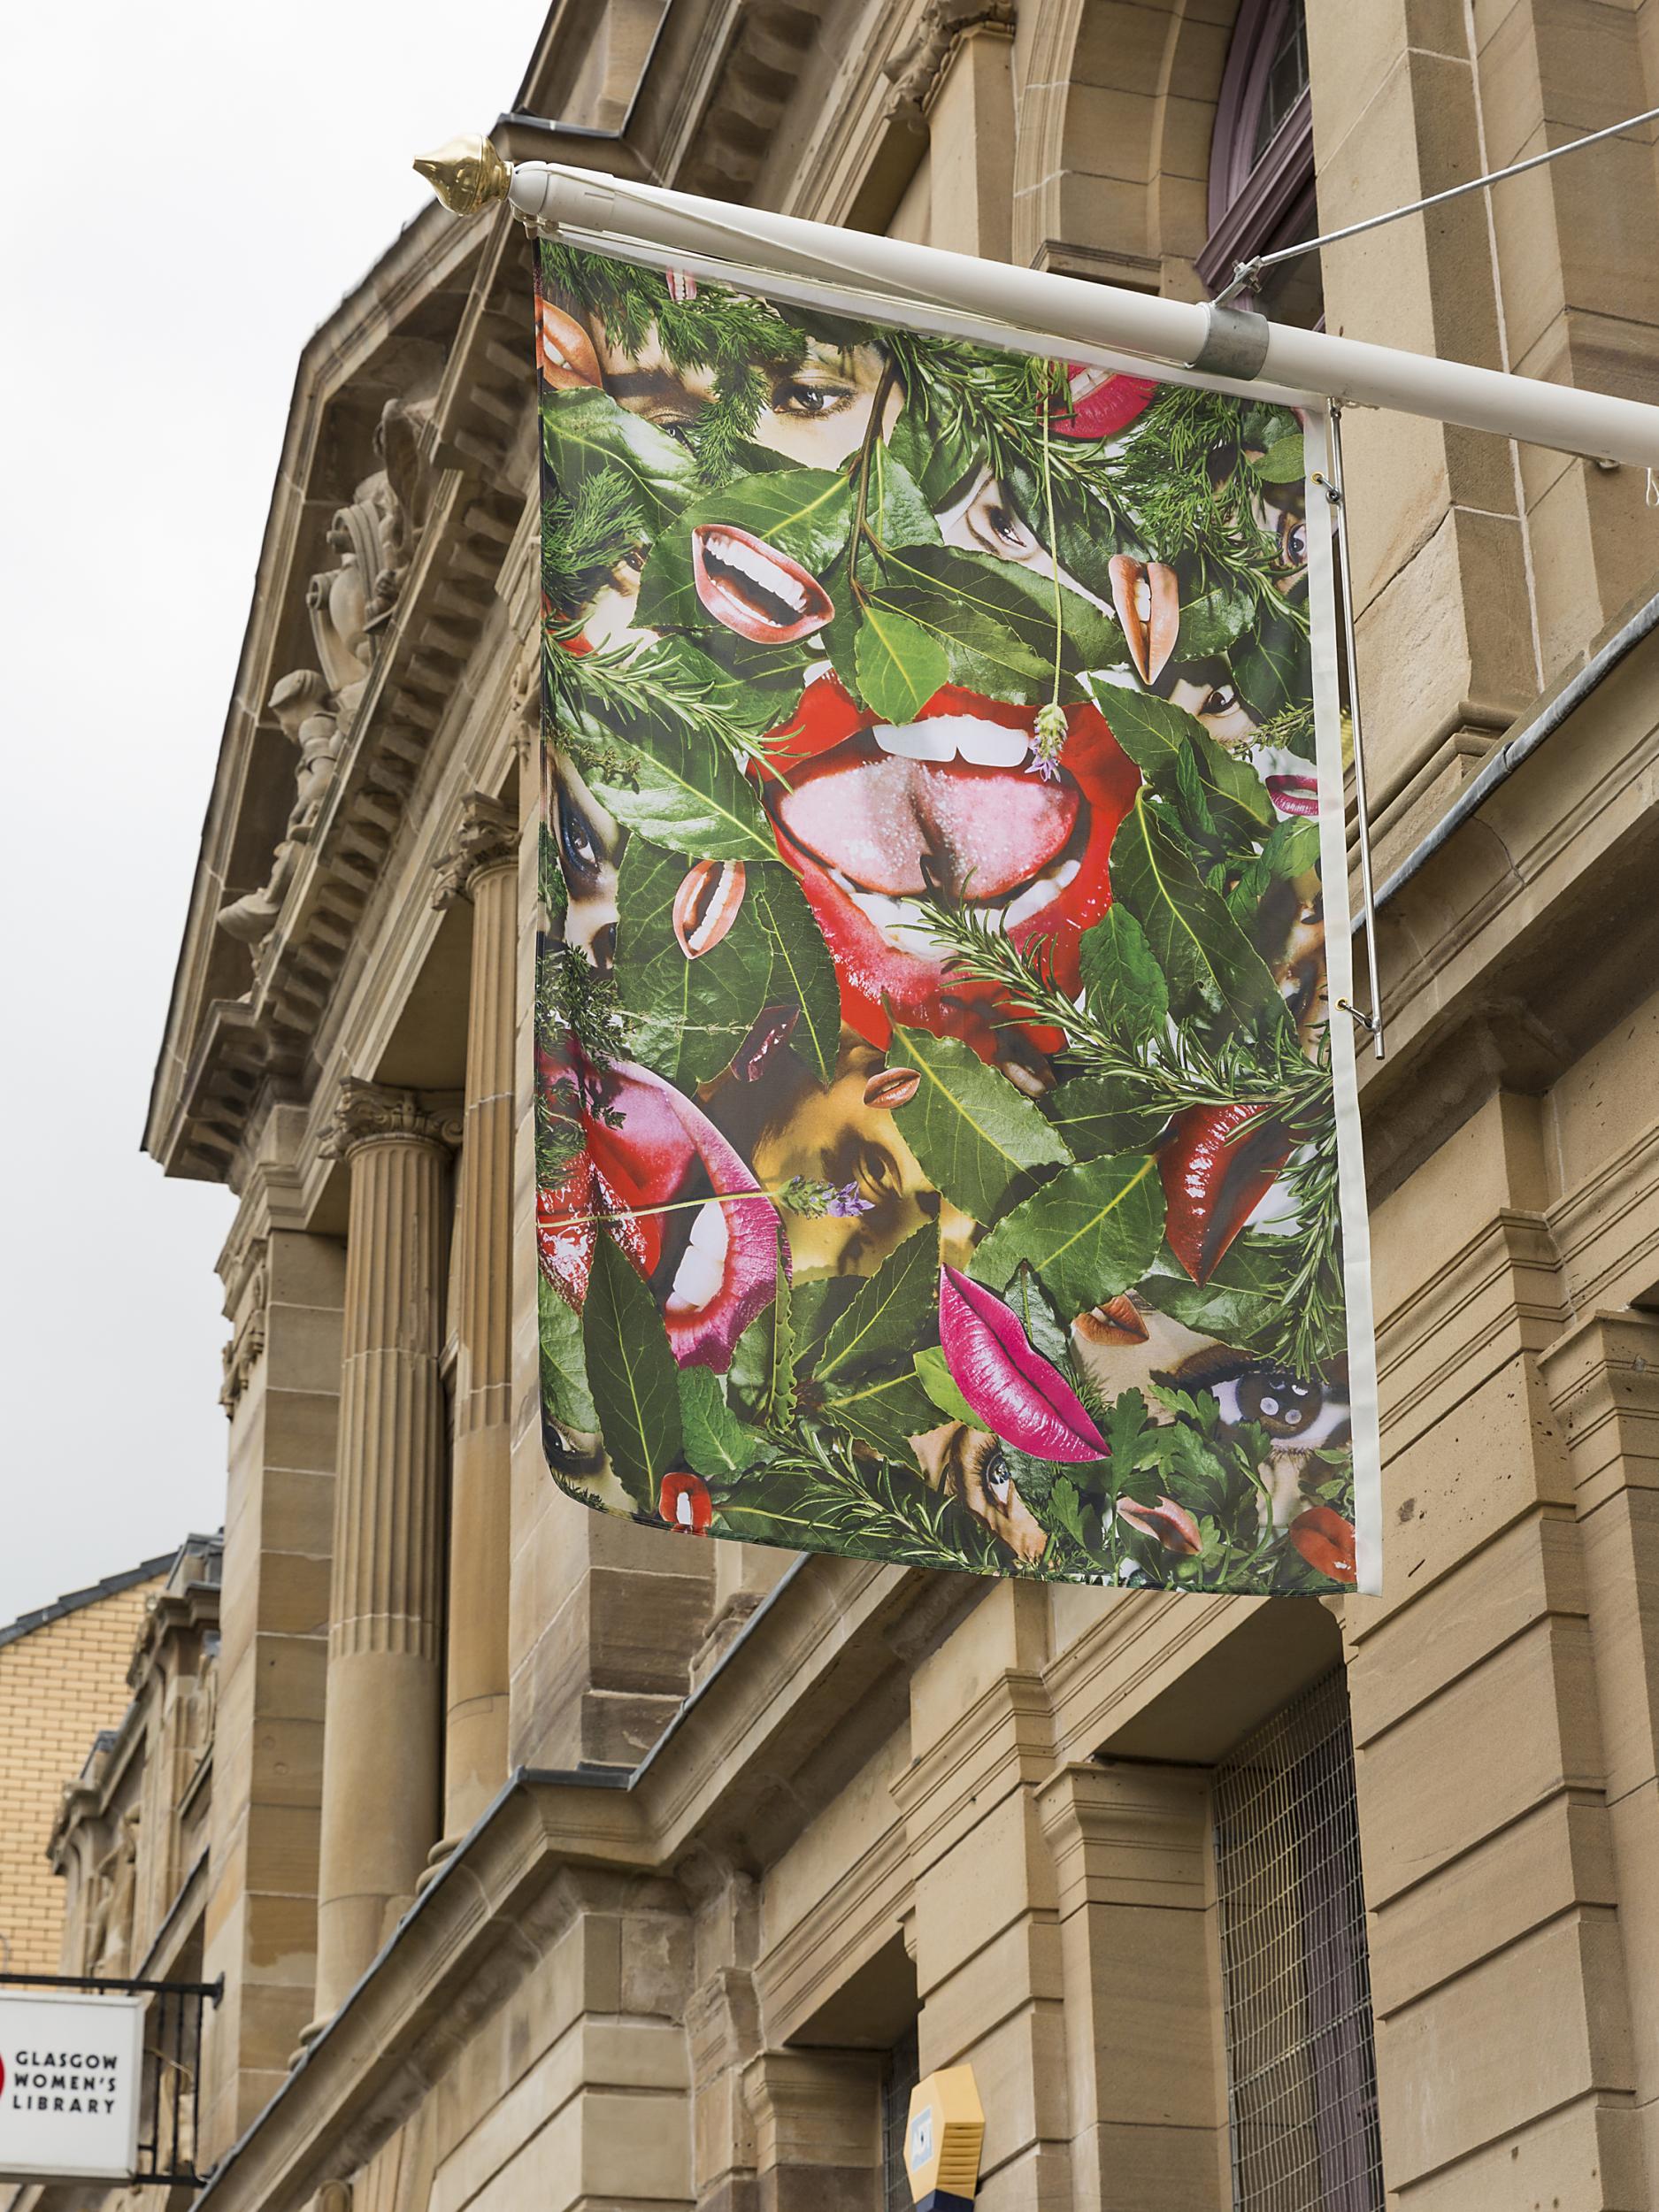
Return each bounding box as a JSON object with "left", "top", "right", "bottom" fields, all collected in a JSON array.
[
  {"left": 13, "top": 0, "right": 1659, "bottom": 2207},
  {"left": 0, "top": 1560, "right": 171, "bottom": 1975}
]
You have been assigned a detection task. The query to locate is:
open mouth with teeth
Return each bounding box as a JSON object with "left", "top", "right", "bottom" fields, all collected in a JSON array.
[
  {"left": 1264, "top": 772, "right": 1319, "bottom": 818},
  {"left": 534, "top": 1048, "right": 783, "bottom": 1372},
  {"left": 757, "top": 676, "right": 1141, "bottom": 1052},
  {"left": 1051, "top": 363, "right": 1158, "bottom": 442},
  {"left": 691, "top": 524, "right": 834, "bottom": 643}
]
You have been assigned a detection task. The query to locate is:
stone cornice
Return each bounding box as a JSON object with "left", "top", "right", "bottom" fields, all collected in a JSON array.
[
  {"left": 146, "top": 205, "right": 483, "bottom": 1182},
  {"left": 430, "top": 793, "right": 518, "bottom": 910},
  {"left": 1359, "top": 632, "right": 1659, "bottom": 1199}
]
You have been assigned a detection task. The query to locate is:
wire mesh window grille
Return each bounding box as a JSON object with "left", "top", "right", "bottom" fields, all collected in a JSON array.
[
  {"left": 881, "top": 2024, "right": 920, "bottom": 2212},
  {"left": 1213, "top": 1671, "right": 1384, "bottom": 2212}
]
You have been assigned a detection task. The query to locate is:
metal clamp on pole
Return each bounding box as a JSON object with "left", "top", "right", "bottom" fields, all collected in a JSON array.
[{"left": 1190, "top": 300, "right": 1271, "bottom": 382}]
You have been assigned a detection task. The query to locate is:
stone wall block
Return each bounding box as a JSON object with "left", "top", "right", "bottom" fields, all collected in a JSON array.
[
  {"left": 1376, "top": 1909, "right": 1633, "bottom": 2185},
  {"left": 1357, "top": 1610, "right": 1604, "bottom": 1906}
]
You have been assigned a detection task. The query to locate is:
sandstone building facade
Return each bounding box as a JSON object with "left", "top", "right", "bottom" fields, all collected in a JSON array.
[{"left": 17, "top": 0, "right": 1659, "bottom": 2207}]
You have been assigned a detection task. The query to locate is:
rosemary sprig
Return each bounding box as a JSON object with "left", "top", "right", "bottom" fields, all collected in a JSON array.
[
  {"left": 716, "top": 1419, "right": 1012, "bottom": 1576},
  {"left": 543, "top": 631, "right": 779, "bottom": 774},
  {"left": 919, "top": 904, "right": 1344, "bottom": 1372}
]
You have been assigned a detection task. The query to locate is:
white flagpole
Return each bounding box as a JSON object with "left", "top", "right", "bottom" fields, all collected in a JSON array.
[{"left": 485, "top": 157, "right": 1659, "bottom": 469}]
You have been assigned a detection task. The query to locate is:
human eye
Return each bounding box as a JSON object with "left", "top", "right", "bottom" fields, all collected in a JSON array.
[
  {"left": 772, "top": 374, "right": 857, "bottom": 420},
  {"left": 1200, "top": 681, "right": 1241, "bottom": 718},
  {"left": 557, "top": 790, "right": 602, "bottom": 883}
]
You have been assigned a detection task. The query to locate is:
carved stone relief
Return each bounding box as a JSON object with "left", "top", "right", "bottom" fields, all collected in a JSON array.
[
  {"left": 431, "top": 792, "right": 518, "bottom": 911},
  {"left": 220, "top": 1248, "right": 269, "bottom": 1417},
  {"left": 217, "top": 393, "right": 439, "bottom": 951},
  {"left": 883, "top": 0, "right": 1015, "bottom": 128}
]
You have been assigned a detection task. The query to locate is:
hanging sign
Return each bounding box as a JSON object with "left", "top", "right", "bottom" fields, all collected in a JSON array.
[
  {"left": 533, "top": 240, "right": 1379, "bottom": 1594},
  {"left": 0, "top": 1990, "right": 145, "bottom": 2181}
]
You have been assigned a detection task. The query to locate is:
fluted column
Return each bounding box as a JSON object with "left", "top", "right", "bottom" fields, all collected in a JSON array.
[
  {"left": 311, "top": 1079, "right": 454, "bottom": 2023},
  {"left": 432, "top": 793, "right": 518, "bottom": 1842}
]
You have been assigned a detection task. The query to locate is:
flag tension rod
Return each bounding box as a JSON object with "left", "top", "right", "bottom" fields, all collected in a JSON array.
[
  {"left": 1215, "top": 101, "right": 1659, "bottom": 309},
  {"left": 415, "top": 134, "right": 1659, "bottom": 467}
]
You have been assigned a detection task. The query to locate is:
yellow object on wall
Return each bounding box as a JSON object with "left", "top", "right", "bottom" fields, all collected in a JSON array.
[{"left": 904, "top": 2064, "right": 985, "bottom": 2208}]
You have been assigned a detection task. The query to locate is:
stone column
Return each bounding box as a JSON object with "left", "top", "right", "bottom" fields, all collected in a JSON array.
[
  {"left": 1038, "top": 1762, "right": 1229, "bottom": 2210},
  {"left": 311, "top": 1079, "right": 454, "bottom": 2024},
  {"left": 432, "top": 793, "right": 519, "bottom": 1843}
]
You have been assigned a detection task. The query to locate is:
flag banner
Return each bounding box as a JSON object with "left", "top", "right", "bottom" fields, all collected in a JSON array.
[{"left": 533, "top": 240, "right": 1380, "bottom": 1594}]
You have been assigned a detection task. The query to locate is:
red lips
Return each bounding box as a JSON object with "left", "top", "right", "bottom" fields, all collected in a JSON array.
[
  {"left": 1266, "top": 773, "right": 1319, "bottom": 818},
  {"left": 757, "top": 675, "right": 1140, "bottom": 1056},
  {"left": 1288, "top": 1505, "right": 1357, "bottom": 1584},
  {"left": 1051, "top": 364, "right": 1158, "bottom": 442},
  {"left": 1160, "top": 1102, "right": 1294, "bottom": 1285},
  {"left": 534, "top": 1043, "right": 783, "bottom": 1372},
  {"left": 691, "top": 524, "right": 834, "bottom": 643}
]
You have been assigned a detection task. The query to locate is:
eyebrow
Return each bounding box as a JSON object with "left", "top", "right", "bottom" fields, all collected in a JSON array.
[{"left": 603, "top": 369, "right": 707, "bottom": 410}]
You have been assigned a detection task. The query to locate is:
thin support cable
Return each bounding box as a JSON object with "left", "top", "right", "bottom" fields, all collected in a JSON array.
[
  {"left": 1315, "top": 409, "right": 1385, "bottom": 1060},
  {"left": 1216, "top": 102, "right": 1659, "bottom": 305}
]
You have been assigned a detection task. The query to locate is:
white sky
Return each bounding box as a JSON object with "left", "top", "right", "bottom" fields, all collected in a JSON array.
[{"left": 0, "top": 4, "right": 540, "bottom": 1627}]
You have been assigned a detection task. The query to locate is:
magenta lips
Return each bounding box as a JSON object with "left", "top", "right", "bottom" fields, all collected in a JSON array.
[
  {"left": 1266, "top": 773, "right": 1319, "bottom": 818},
  {"left": 938, "top": 1267, "right": 1108, "bottom": 1463}
]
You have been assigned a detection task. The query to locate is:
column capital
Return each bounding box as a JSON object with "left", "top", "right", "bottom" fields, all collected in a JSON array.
[
  {"left": 431, "top": 792, "right": 518, "bottom": 910},
  {"left": 324, "top": 1079, "right": 460, "bottom": 1160}
]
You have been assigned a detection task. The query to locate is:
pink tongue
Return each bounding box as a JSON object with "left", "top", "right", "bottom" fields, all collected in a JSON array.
[{"left": 775, "top": 752, "right": 1079, "bottom": 899}]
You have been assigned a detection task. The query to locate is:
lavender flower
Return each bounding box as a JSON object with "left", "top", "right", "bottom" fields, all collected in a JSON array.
[{"left": 775, "top": 1175, "right": 874, "bottom": 1218}]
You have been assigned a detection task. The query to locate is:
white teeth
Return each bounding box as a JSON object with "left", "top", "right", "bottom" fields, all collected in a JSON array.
[
  {"left": 703, "top": 532, "right": 809, "bottom": 613},
  {"left": 665, "top": 1201, "right": 729, "bottom": 1315},
  {"left": 675, "top": 1489, "right": 695, "bottom": 1526},
  {"left": 871, "top": 721, "right": 960, "bottom": 763},
  {"left": 845, "top": 887, "right": 939, "bottom": 954},
  {"left": 843, "top": 853, "right": 1081, "bottom": 946},
  {"left": 1001, "top": 855, "right": 1080, "bottom": 926},
  {"left": 871, "top": 714, "right": 1032, "bottom": 768}
]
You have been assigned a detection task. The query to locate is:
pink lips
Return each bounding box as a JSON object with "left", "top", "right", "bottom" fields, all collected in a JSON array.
[
  {"left": 690, "top": 524, "right": 834, "bottom": 643},
  {"left": 939, "top": 1267, "right": 1108, "bottom": 1463},
  {"left": 1266, "top": 773, "right": 1319, "bottom": 818}
]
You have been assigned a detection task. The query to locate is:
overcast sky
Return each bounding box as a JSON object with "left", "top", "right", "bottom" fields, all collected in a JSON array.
[{"left": 0, "top": 4, "right": 538, "bottom": 1627}]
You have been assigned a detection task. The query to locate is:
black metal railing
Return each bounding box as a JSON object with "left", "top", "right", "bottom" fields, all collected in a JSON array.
[{"left": 0, "top": 1970, "right": 222, "bottom": 2187}]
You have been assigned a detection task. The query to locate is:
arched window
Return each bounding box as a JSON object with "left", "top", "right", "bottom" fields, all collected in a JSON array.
[{"left": 1197, "top": 0, "right": 1321, "bottom": 327}]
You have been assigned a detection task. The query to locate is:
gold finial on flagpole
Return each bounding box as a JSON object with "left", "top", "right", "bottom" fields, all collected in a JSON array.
[{"left": 413, "top": 134, "right": 511, "bottom": 216}]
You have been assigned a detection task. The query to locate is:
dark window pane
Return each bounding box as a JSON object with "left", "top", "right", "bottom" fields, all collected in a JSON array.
[
  {"left": 882, "top": 2025, "right": 920, "bottom": 2212},
  {"left": 1253, "top": 0, "right": 1310, "bottom": 166}
]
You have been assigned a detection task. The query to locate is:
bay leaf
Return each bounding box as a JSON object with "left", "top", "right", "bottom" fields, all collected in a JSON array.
[
  {"left": 889, "top": 1024, "right": 1071, "bottom": 1223},
  {"left": 613, "top": 838, "right": 775, "bottom": 1083},
  {"left": 1077, "top": 907, "right": 1169, "bottom": 1043},
  {"left": 818, "top": 1224, "right": 939, "bottom": 1386},
  {"left": 679, "top": 1366, "right": 774, "bottom": 1481},
  {"left": 580, "top": 1231, "right": 682, "bottom": 1507},
  {"left": 750, "top": 869, "right": 841, "bottom": 1083},
  {"left": 855, "top": 602, "right": 950, "bottom": 725},
  {"left": 636, "top": 466, "right": 853, "bottom": 631},
  {"left": 1109, "top": 793, "right": 1284, "bottom": 1025},
  {"left": 972, "top": 1153, "right": 1167, "bottom": 1322}
]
